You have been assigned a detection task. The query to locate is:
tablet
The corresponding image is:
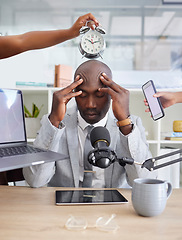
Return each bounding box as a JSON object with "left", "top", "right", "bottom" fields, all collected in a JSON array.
[{"left": 55, "top": 189, "right": 128, "bottom": 205}]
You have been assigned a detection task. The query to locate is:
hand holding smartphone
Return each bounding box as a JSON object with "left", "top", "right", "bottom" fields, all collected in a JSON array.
[{"left": 142, "top": 80, "right": 165, "bottom": 121}]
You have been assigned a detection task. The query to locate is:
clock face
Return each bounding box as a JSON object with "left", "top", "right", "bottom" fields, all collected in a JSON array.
[{"left": 80, "top": 30, "right": 105, "bottom": 56}]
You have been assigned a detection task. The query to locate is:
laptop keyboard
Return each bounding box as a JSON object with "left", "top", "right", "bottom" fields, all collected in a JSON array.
[{"left": 0, "top": 145, "right": 46, "bottom": 158}]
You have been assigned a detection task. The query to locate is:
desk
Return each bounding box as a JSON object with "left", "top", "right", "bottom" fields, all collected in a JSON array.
[{"left": 0, "top": 186, "right": 181, "bottom": 240}]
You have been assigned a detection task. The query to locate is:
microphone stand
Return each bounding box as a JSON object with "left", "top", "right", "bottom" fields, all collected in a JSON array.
[
  {"left": 117, "top": 157, "right": 143, "bottom": 167},
  {"left": 141, "top": 149, "right": 182, "bottom": 171}
]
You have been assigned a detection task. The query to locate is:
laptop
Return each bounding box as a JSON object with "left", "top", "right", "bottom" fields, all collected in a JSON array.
[{"left": 0, "top": 88, "right": 67, "bottom": 172}]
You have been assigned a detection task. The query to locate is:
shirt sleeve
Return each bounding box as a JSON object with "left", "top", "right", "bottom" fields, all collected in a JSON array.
[
  {"left": 34, "top": 114, "right": 65, "bottom": 152},
  {"left": 23, "top": 114, "right": 66, "bottom": 188},
  {"left": 118, "top": 115, "right": 157, "bottom": 186}
]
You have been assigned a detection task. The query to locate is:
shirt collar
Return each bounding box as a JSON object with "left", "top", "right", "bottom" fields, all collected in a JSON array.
[{"left": 78, "top": 111, "right": 108, "bottom": 131}]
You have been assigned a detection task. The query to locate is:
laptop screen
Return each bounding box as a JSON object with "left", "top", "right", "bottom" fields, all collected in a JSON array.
[{"left": 0, "top": 89, "right": 26, "bottom": 144}]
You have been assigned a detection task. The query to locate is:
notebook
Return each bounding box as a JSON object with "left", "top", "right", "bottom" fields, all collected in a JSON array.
[{"left": 0, "top": 88, "right": 67, "bottom": 172}]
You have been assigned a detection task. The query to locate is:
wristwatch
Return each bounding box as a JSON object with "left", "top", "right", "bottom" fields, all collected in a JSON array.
[{"left": 116, "top": 117, "right": 133, "bottom": 127}]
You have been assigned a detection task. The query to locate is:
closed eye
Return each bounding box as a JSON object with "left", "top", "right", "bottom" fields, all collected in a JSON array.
[{"left": 95, "top": 91, "right": 106, "bottom": 98}]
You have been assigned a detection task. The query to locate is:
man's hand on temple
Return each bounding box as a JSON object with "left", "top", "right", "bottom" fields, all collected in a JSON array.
[
  {"left": 99, "top": 73, "right": 133, "bottom": 135},
  {"left": 49, "top": 77, "right": 83, "bottom": 128}
]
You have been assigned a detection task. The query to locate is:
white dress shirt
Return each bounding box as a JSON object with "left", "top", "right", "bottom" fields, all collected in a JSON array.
[{"left": 77, "top": 111, "right": 108, "bottom": 188}]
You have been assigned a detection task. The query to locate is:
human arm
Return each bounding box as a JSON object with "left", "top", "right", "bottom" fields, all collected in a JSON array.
[
  {"left": 49, "top": 76, "right": 83, "bottom": 128},
  {"left": 99, "top": 73, "right": 133, "bottom": 135},
  {"left": 113, "top": 115, "right": 157, "bottom": 187},
  {"left": 24, "top": 77, "right": 83, "bottom": 187},
  {"left": 23, "top": 78, "right": 84, "bottom": 187},
  {"left": 23, "top": 114, "right": 67, "bottom": 187},
  {"left": 124, "top": 116, "right": 157, "bottom": 186},
  {"left": 0, "top": 13, "right": 99, "bottom": 59},
  {"left": 144, "top": 91, "right": 182, "bottom": 112}
]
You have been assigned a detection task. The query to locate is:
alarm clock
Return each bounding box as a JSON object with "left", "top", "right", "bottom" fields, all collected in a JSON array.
[{"left": 79, "top": 26, "right": 106, "bottom": 59}]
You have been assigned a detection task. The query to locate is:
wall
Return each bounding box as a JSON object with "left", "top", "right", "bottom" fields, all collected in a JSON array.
[{"left": 1, "top": 45, "right": 182, "bottom": 90}]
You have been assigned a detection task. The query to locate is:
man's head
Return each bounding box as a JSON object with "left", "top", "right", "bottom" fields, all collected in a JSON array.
[{"left": 74, "top": 60, "right": 112, "bottom": 124}]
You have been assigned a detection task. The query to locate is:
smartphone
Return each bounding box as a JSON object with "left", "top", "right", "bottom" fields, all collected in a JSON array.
[{"left": 142, "top": 80, "right": 164, "bottom": 121}]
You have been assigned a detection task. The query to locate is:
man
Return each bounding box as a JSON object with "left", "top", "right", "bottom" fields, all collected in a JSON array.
[
  {"left": 0, "top": 12, "right": 98, "bottom": 185},
  {"left": 23, "top": 60, "right": 156, "bottom": 188}
]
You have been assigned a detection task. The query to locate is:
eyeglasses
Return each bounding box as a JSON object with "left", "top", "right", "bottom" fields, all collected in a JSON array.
[{"left": 65, "top": 214, "right": 119, "bottom": 232}]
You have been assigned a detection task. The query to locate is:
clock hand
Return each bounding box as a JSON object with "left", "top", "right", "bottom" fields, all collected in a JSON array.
[
  {"left": 92, "top": 44, "right": 95, "bottom": 52},
  {"left": 92, "top": 41, "right": 97, "bottom": 53},
  {"left": 93, "top": 40, "right": 101, "bottom": 44},
  {"left": 85, "top": 38, "right": 92, "bottom": 44}
]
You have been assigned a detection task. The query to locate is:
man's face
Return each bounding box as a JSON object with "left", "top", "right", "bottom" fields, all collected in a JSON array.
[{"left": 75, "top": 63, "right": 111, "bottom": 124}]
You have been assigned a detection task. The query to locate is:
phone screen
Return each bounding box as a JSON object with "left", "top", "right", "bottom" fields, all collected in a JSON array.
[{"left": 142, "top": 80, "right": 164, "bottom": 121}]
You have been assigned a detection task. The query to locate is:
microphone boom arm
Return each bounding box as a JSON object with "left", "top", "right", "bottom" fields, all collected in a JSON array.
[
  {"left": 118, "top": 157, "right": 135, "bottom": 166},
  {"left": 141, "top": 149, "right": 182, "bottom": 171}
]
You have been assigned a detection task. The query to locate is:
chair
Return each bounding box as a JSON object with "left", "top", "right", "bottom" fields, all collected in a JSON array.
[{"left": 0, "top": 169, "right": 24, "bottom": 185}]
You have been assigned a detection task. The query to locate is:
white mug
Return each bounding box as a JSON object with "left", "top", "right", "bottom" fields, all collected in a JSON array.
[{"left": 132, "top": 178, "right": 172, "bottom": 217}]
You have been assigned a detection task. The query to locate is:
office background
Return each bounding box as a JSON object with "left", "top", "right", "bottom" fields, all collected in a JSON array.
[
  {"left": 0, "top": 0, "right": 182, "bottom": 187},
  {"left": 1, "top": 0, "right": 182, "bottom": 89}
]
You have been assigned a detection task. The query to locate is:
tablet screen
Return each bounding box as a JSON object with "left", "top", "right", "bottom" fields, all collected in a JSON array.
[{"left": 55, "top": 189, "right": 128, "bottom": 205}]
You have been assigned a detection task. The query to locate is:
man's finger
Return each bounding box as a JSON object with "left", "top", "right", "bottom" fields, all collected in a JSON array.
[
  {"left": 98, "top": 85, "right": 116, "bottom": 99},
  {"left": 100, "top": 73, "right": 126, "bottom": 92},
  {"left": 62, "top": 78, "right": 83, "bottom": 94},
  {"left": 74, "top": 75, "right": 80, "bottom": 82},
  {"left": 65, "top": 90, "right": 82, "bottom": 101}
]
